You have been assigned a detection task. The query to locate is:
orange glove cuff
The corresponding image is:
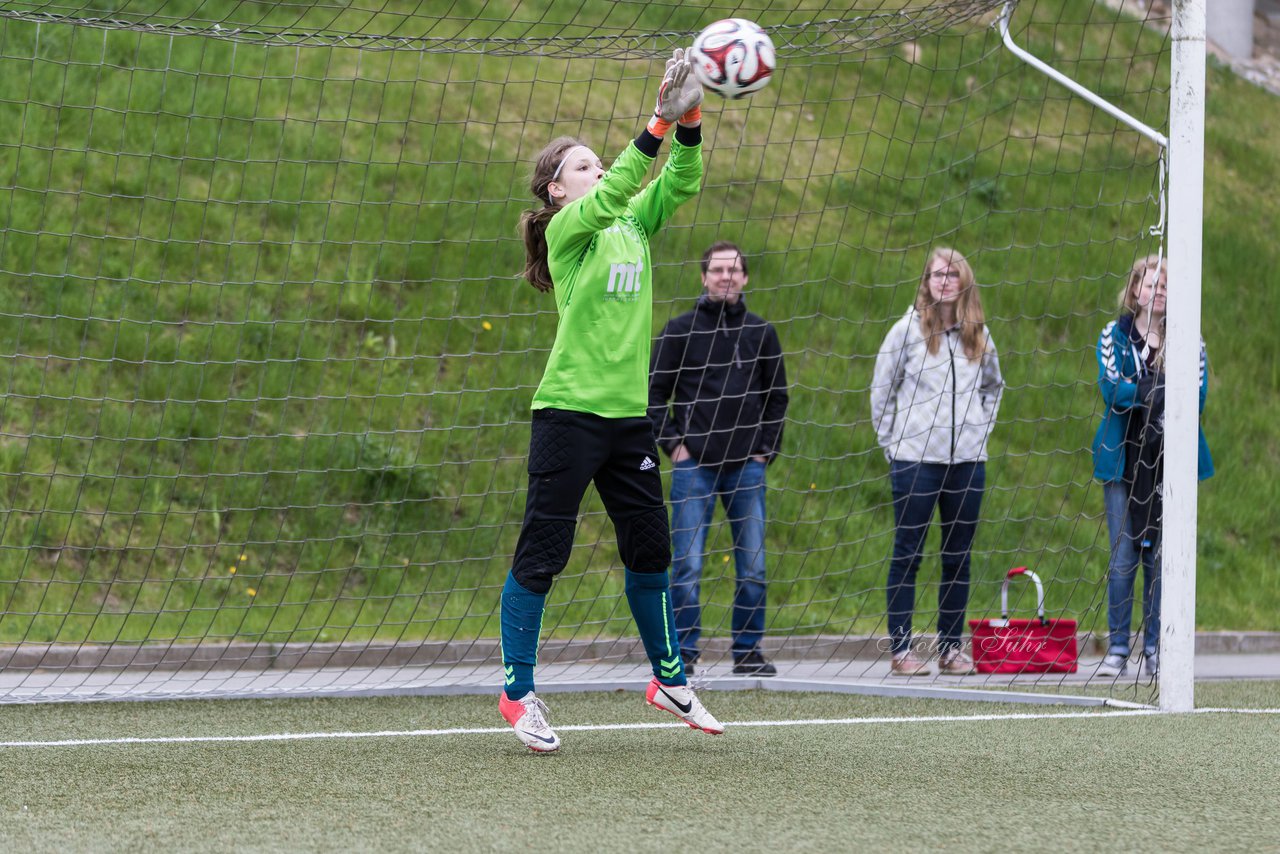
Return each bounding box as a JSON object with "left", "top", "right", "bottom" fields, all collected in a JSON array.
[
  {"left": 678, "top": 105, "right": 702, "bottom": 126},
  {"left": 647, "top": 115, "right": 673, "bottom": 138}
]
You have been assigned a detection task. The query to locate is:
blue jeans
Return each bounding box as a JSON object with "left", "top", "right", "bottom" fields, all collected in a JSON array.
[
  {"left": 886, "top": 460, "right": 985, "bottom": 656},
  {"left": 1103, "top": 480, "right": 1160, "bottom": 658},
  {"left": 669, "top": 459, "right": 768, "bottom": 659}
]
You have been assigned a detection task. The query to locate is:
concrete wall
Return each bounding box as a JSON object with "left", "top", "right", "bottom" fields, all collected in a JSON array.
[{"left": 1208, "top": 0, "right": 1256, "bottom": 58}]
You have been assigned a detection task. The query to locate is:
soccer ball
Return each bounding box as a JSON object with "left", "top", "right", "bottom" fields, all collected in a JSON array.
[{"left": 689, "top": 19, "right": 775, "bottom": 100}]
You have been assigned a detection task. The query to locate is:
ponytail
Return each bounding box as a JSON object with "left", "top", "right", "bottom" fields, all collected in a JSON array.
[{"left": 519, "top": 206, "right": 557, "bottom": 293}]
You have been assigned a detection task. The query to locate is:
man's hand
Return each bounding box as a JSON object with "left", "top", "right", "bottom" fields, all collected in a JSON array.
[{"left": 671, "top": 444, "right": 693, "bottom": 463}]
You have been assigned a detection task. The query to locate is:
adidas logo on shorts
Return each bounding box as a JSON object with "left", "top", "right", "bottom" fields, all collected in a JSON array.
[{"left": 639, "top": 456, "right": 656, "bottom": 471}]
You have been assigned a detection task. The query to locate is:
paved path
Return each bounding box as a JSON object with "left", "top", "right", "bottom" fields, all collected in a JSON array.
[{"left": 3, "top": 650, "right": 1277, "bottom": 705}]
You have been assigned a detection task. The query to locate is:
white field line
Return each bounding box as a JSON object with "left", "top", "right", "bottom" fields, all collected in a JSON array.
[{"left": 1, "top": 706, "right": 1277, "bottom": 749}]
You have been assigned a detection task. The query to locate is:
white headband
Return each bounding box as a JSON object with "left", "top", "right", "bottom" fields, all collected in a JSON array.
[{"left": 550, "top": 145, "right": 590, "bottom": 184}]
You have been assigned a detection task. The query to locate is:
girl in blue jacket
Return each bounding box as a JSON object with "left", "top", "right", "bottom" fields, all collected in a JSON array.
[{"left": 1091, "top": 254, "right": 1213, "bottom": 678}]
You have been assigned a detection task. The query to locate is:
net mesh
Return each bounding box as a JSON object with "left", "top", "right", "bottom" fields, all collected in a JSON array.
[{"left": 0, "top": 0, "right": 1176, "bottom": 702}]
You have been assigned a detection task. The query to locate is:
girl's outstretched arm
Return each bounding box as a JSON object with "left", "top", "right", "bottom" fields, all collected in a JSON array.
[
  {"left": 629, "top": 122, "right": 703, "bottom": 237},
  {"left": 547, "top": 51, "right": 701, "bottom": 256}
]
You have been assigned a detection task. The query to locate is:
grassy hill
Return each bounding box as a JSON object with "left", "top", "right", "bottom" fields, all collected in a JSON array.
[{"left": 0, "top": 0, "right": 1274, "bottom": 648}]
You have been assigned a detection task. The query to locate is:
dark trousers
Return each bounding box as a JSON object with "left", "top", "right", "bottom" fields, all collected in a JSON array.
[
  {"left": 886, "top": 460, "right": 986, "bottom": 655},
  {"left": 511, "top": 408, "right": 670, "bottom": 594}
]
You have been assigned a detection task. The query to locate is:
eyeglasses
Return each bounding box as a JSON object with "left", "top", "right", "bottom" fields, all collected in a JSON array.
[
  {"left": 929, "top": 271, "right": 962, "bottom": 281},
  {"left": 706, "top": 266, "right": 744, "bottom": 275}
]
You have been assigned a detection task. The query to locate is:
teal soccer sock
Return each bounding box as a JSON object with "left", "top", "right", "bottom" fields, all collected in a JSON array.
[
  {"left": 624, "top": 568, "right": 687, "bottom": 686},
  {"left": 500, "top": 571, "right": 545, "bottom": 698}
]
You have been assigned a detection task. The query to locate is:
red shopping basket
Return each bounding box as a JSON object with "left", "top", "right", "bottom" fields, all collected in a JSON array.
[{"left": 969, "top": 567, "right": 1078, "bottom": 674}]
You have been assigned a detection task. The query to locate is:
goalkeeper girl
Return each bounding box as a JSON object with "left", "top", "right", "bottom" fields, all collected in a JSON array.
[{"left": 501, "top": 50, "right": 721, "bottom": 752}]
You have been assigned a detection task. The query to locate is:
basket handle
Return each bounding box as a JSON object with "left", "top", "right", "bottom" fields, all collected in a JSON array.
[{"left": 1001, "top": 566, "right": 1048, "bottom": 626}]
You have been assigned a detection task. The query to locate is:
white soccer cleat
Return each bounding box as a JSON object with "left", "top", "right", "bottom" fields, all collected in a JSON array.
[
  {"left": 499, "top": 691, "right": 561, "bottom": 752},
  {"left": 645, "top": 677, "right": 725, "bottom": 735}
]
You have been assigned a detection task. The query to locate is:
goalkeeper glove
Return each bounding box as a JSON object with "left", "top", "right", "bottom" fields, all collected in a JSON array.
[{"left": 647, "top": 49, "right": 703, "bottom": 137}]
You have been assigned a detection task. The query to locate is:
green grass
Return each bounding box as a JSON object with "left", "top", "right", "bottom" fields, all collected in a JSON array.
[
  {"left": 0, "top": 681, "right": 1277, "bottom": 850},
  {"left": 0, "top": 0, "right": 1276, "bottom": 651}
]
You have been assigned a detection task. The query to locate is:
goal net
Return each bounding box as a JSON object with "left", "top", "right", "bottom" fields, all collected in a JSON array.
[{"left": 0, "top": 0, "right": 1181, "bottom": 704}]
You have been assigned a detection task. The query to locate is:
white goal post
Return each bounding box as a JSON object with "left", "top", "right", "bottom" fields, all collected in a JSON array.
[{"left": 1161, "top": 0, "right": 1207, "bottom": 713}]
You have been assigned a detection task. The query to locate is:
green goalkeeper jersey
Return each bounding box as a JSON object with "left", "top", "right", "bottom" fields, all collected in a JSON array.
[{"left": 531, "top": 137, "right": 702, "bottom": 418}]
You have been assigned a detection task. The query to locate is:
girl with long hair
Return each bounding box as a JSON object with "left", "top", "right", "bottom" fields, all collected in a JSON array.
[
  {"left": 870, "top": 248, "right": 1004, "bottom": 676},
  {"left": 1091, "top": 254, "right": 1213, "bottom": 678}
]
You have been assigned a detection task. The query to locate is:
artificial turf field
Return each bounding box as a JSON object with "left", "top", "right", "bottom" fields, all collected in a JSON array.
[{"left": 1, "top": 682, "right": 1277, "bottom": 852}]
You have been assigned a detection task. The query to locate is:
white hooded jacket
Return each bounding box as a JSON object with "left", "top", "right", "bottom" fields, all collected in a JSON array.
[{"left": 870, "top": 307, "right": 1004, "bottom": 463}]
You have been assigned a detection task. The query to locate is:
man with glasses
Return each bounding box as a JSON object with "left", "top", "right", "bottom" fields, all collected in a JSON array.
[{"left": 648, "top": 241, "right": 790, "bottom": 676}]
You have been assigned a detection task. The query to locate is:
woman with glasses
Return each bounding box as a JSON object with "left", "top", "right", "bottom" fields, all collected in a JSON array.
[{"left": 870, "top": 248, "right": 1004, "bottom": 676}]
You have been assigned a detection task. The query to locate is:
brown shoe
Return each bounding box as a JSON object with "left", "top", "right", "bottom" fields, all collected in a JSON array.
[
  {"left": 938, "top": 649, "right": 977, "bottom": 676},
  {"left": 889, "top": 652, "right": 931, "bottom": 676}
]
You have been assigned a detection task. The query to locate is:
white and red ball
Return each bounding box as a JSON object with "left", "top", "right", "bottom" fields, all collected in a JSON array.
[{"left": 689, "top": 18, "right": 775, "bottom": 100}]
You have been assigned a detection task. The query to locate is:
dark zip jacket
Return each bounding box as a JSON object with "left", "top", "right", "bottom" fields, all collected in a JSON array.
[{"left": 648, "top": 294, "right": 789, "bottom": 468}]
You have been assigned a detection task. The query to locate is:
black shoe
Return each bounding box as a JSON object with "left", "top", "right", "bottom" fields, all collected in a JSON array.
[
  {"left": 682, "top": 653, "right": 699, "bottom": 677},
  {"left": 732, "top": 651, "right": 777, "bottom": 677}
]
